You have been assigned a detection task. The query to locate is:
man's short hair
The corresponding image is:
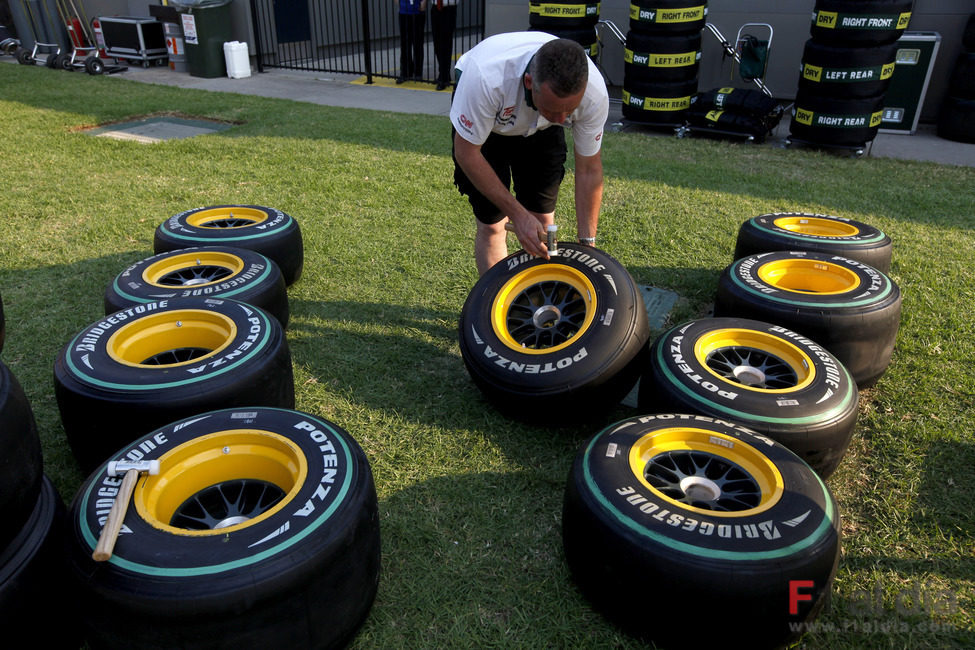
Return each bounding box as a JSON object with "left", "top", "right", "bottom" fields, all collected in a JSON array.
[{"left": 530, "top": 38, "right": 588, "bottom": 97}]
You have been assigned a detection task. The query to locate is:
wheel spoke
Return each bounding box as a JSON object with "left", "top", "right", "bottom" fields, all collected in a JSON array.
[
  {"left": 505, "top": 280, "right": 585, "bottom": 349},
  {"left": 140, "top": 347, "right": 211, "bottom": 365},
  {"left": 170, "top": 479, "right": 285, "bottom": 530},
  {"left": 644, "top": 449, "right": 761, "bottom": 512},
  {"left": 204, "top": 218, "right": 256, "bottom": 228},
  {"left": 158, "top": 265, "right": 233, "bottom": 287},
  {"left": 705, "top": 346, "right": 798, "bottom": 389}
]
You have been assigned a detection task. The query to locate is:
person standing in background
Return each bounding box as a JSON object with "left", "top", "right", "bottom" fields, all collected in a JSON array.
[
  {"left": 397, "top": 0, "right": 426, "bottom": 83},
  {"left": 430, "top": 0, "right": 457, "bottom": 90}
]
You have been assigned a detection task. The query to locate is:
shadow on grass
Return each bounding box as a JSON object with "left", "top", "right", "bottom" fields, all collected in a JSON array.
[
  {"left": 363, "top": 469, "right": 640, "bottom": 648},
  {"left": 287, "top": 298, "right": 643, "bottom": 461},
  {"left": 0, "top": 250, "right": 150, "bottom": 498},
  {"left": 818, "top": 551, "right": 974, "bottom": 645},
  {"left": 916, "top": 438, "right": 975, "bottom": 538}
]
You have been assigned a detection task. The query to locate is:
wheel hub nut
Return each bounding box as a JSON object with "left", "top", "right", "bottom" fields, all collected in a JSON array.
[
  {"left": 679, "top": 476, "right": 721, "bottom": 502},
  {"left": 532, "top": 305, "right": 562, "bottom": 329},
  {"left": 733, "top": 365, "right": 766, "bottom": 386}
]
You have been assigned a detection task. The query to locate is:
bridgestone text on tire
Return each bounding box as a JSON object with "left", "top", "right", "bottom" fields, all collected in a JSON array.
[
  {"left": 67, "top": 407, "right": 381, "bottom": 650},
  {"left": 154, "top": 205, "right": 304, "bottom": 286},
  {"left": 714, "top": 251, "right": 902, "bottom": 388},
  {"left": 54, "top": 297, "right": 295, "bottom": 472},
  {"left": 563, "top": 414, "right": 841, "bottom": 648},
  {"left": 638, "top": 318, "right": 859, "bottom": 477},
  {"left": 459, "top": 244, "right": 650, "bottom": 424},
  {"left": 105, "top": 246, "right": 290, "bottom": 327},
  {"left": 733, "top": 212, "right": 893, "bottom": 273}
]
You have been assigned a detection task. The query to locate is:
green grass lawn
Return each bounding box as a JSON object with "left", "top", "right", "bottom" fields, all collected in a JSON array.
[{"left": 1, "top": 61, "right": 973, "bottom": 648}]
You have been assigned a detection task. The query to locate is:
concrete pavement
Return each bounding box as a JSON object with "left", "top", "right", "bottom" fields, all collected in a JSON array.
[{"left": 84, "top": 63, "right": 975, "bottom": 167}]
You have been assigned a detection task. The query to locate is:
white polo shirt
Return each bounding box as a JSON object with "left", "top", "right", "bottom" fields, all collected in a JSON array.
[{"left": 451, "top": 31, "right": 609, "bottom": 157}]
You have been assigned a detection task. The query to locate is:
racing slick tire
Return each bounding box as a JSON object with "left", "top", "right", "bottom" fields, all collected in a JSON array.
[
  {"left": 0, "top": 476, "right": 79, "bottom": 647},
  {"left": 638, "top": 318, "right": 859, "bottom": 477},
  {"left": 105, "top": 246, "right": 289, "bottom": 328},
  {"left": 0, "top": 360, "right": 44, "bottom": 549},
  {"left": 66, "top": 407, "right": 380, "bottom": 650},
  {"left": 628, "top": 0, "right": 709, "bottom": 35},
  {"left": 528, "top": 0, "right": 600, "bottom": 30},
  {"left": 563, "top": 414, "right": 841, "bottom": 648},
  {"left": 154, "top": 205, "right": 303, "bottom": 286},
  {"left": 809, "top": 0, "right": 914, "bottom": 46},
  {"left": 54, "top": 297, "right": 294, "bottom": 473},
  {"left": 733, "top": 212, "right": 892, "bottom": 273},
  {"left": 459, "top": 244, "right": 650, "bottom": 424},
  {"left": 713, "top": 251, "right": 902, "bottom": 388}
]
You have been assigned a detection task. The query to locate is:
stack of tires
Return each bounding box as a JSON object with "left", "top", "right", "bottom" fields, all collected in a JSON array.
[
  {"left": 717, "top": 213, "right": 901, "bottom": 390},
  {"left": 621, "top": 0, "right": 707, "bottom": 125},
  {"left": 937, "top": 13, "right": 975, "bottom": 144},
  {"left": 528, "top": 0, "right": 601, "bottom": 59},
  {"left": 560, "top": 212, "right": 902, "bottom": 646},
  {"left": 55, "top": 205, "right": 304, "bottom": 473},
  {"left": 790, "top": 0, "right": 914, "bottom": 151},
  {"left": 45, "top": 206, "right": 382, "bottom": 648},
  {"left": 686, "top": 86, "right": 784, "bottom": 142},
  {"left": 639, "top": 212, "right": 901, "bottom": 477}
]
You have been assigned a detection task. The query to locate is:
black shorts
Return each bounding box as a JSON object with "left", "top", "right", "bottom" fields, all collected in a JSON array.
[{"left": 453, "top": 127, "right": 567, "bottom": 224}]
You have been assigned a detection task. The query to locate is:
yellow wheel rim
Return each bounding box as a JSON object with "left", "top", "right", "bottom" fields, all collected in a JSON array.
[
  {"left": 757, "top": 258, "right": 861, "bottom": 295},
  {"left": 107, "top": 309, "right": 236, "bottom": 367},
  {"left": 185, "top": 207, "right": 268, "bottom": 228},
  {"left": 772, "top": 215, "right": 860, "bottom": 238},
  {"left": 134, "top": 430, "right": 307, "bottom": 536},
  {"left": 628, "top": 427, "right": 784, "bottom": 517},
  {"left": 694, "top": 327, "right": 814, "bottom": 392},
  {"left": 143, "top": 251, "right": 244, "bottom": 287},
  {"left": 491, "top": 264, "right": 596, "bottom": 354}
]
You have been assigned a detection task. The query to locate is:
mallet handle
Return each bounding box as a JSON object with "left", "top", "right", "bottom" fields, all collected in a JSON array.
[{"left": 92, "top": 468, "right": 139, "bottom": 562}]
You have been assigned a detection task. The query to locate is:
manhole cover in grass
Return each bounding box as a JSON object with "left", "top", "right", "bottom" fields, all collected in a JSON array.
[
  {"left": 621, "top": 285, "right": 681, "bottom": 408},
  {"left": 640, "top": 285, "right": 679, "bottom": 330},
  {"left": 84, "top": 116, "right": 233, "bottom": 143}
]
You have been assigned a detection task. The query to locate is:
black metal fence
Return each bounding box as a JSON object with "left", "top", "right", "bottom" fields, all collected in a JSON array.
[{"left": 249, "top": 0, "right": 485, "bottom": 83}]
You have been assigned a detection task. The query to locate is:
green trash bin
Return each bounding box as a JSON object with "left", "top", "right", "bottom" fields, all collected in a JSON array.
[{"left": 174, "top": 0, "right": 232, "bottom": 78}]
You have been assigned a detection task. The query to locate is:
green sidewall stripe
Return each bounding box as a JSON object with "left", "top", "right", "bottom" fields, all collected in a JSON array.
[
  {"left": 165, "top": 216, "right": 293, "bottom": 242},
  {"left": 581, "top": 428, "right": 836, "bottom": 561},
  {"left": 730, "top": 262, "right": 892, "bottom": 307},
  {"left": 754, "top": 219, "right": 886, "bottom": 245},
  {"left": 78, "top": 410, "right": 355, "bottom": 576},
  {"left": 654, "top": 333, "right": 856, "bottom": 425},
  {"left": 66, "top": 308, "right": 274, "bottom": 390},
  {"left": 111, "top": 263, "right": 274, "bottom": 304}
]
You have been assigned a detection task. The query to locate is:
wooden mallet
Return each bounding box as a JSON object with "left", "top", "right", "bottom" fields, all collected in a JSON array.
[{"left": 92, "top": 459, "right": 160, "bottom": 562}]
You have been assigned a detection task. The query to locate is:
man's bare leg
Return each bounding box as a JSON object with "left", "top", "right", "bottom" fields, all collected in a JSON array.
[{"left": 475, "top": 212, "right": 554, "bottom": 276}]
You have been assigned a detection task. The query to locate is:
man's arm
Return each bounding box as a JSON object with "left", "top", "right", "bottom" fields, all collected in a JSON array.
[
  {"left": 453, "top": 131, "right": 550, "bottom": 259},
  {"left": 573, "top": 149, "right": 603, "bottom": 244}
]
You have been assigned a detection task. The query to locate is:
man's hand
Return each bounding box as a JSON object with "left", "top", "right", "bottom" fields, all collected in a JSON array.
[
  {"left": 455, "top": 132, "right": 555, "bottom": 261},
  {"left": 505, "top": 218, "right": 550, "bottom": 259}
]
